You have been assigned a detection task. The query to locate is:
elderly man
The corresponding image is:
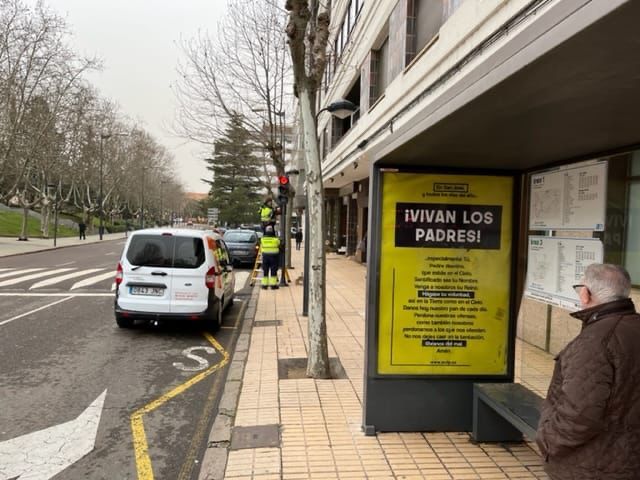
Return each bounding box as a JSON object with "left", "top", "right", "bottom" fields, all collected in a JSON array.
[{"left": 536, "top": 263, "right": 640, "bottom": 479}]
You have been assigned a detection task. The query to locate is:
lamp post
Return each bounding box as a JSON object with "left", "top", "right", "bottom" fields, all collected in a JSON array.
[
  {"left": 47, "top": 183, "right": 58, "bottom": 247},
  {"left": 302, "top": 99, "right": 357, "bottom": 316},
  {"left": 140, "top": 166, "right": 148, "bottom": 229},
  {"left": 98, "top": 133, "right": 108, "bottom": 240},
  {"left": 160, "top": 180, "right": 168, "bottom": 226}
]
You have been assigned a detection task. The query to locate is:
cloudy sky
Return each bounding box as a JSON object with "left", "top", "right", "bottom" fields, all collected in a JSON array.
[{"left": 48, "top": 0, "right": 226, "bottom": 193}]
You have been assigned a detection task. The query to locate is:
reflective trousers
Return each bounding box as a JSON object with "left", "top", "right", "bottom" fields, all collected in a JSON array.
[{"left": 261, "top": 253, "right": 279, "bottom": 286}]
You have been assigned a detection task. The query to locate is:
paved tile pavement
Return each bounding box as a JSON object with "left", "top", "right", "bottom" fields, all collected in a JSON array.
[{"left": 202, "top": 247, "right": 554, "bottom": 479}]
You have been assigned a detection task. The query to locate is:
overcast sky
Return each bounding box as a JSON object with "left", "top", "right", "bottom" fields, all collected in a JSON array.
[{"left": 47, "top": 0, "right": 226, "bottom": 193}]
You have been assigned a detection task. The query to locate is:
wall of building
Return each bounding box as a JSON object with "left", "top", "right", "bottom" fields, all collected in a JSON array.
[{"left": 321, "top": 0, "right": 540, "bottom": 180}]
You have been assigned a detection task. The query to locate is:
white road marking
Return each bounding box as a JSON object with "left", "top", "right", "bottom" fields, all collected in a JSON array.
[
  {"left": 0, "top": 268, "right": 74, "bottom": 287},
  {"left": 0, "top": 390, "right": 107, "bottom": 480},
  {"left": 0, "top": 268, "right": 15, "bottom": 272},
  {"left": 0, "top": 268, "right": 44, "bottom": 280},
  {"left": 234, "top": 271, "right": 250, "bottom": 293},
  {"left": 29, "top": 268, "right": 105, "bottom": 289},
  {"left": 70, "top": 271, "right": 117, "bottom": 290},
  {"left": 173, "top": 346, "right": 217, "bottom": 372},
  {"left": 0, "top": 296, "right": 73, "bottom": 326},
  {"left": 111, "top": 282, "right": 116, "bottom": 291}
]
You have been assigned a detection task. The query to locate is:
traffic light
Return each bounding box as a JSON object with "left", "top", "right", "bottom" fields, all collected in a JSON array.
[{"left": 277, "top": 175, "right": 290, "bottom": 205}]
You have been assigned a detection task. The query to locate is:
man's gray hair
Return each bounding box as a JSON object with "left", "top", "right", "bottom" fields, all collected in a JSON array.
[{"left": 584, "top": 263, "right": 631, "bottom": 304}]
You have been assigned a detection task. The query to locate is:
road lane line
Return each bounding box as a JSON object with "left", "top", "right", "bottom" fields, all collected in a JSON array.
[
  {"left": 55, "top": 261, "right": 76, "bottom": 267},
  {"left": 0, "top": 268, "right": 15, "bottom": 272},
  {"left": 0, "top": 296, "right": 73, "bottom": 327},
  {"left": 130, "top": 333, "right": 230, "bottom": 480},
  {"left": 70, "top": 271, "right": 117, "bottom": 290},
  {"left": 0, "top": 268, "right": 74, "bottom": 287},
  {"left": 0, "top": 268, "right": 44, "bottom": 280},
  {"left": 30, "top": 268, "right": 104, "bottom": 289}
]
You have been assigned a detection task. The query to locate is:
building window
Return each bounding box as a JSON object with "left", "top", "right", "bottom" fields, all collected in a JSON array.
[
  {"left": 371, "top": 37, "right": 389, "bottom": 104},
  {"left": 406, "top": 0, "right": 465, "bottom": 64},
  {"left": 332, "top": 0, "right": 364, "bottom": 66},
  {"left": 624, "top": 151, "right": 640, "bottom": 284}
]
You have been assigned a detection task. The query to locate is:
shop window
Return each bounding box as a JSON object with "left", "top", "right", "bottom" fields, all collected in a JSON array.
[
  {"left": 631, "top": 150, "right": 640, "bottom": 175},
  {"left": 624, "top": 151, "right": 640, "bottom": 284}
]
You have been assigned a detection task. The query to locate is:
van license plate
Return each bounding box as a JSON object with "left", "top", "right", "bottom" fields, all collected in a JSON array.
[{"left": 130, "top": 286, "right": 164, "bottom": 296}]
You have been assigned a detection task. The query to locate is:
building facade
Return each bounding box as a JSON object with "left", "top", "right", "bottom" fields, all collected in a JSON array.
[{"left": 319, "top": 0, "right": 640, "bottom": 366}]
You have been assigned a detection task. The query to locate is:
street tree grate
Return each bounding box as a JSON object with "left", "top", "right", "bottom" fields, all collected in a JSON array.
[
  {"left": 230, "top": 424, "right": 280, "bottom": 450},
  {"left": 253, "top": 320, "right": 282, "bottom": 327},
  {"left": 278, "top": 357, "right": 347, "bottom": 380}
]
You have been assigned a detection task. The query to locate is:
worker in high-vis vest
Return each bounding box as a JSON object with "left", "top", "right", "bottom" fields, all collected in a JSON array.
[
  {"left": 260, "top": 224, "right": 281, "bottom": 289},
  {"left": 259, "top": 197, "right": 276, "bottom": 233}
]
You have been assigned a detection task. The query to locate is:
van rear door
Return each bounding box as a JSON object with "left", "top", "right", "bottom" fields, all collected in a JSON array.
[
  {"left": 118, "top": 234, "right": 174, "bottom": 313},
  {"left": 170, "top": 235, "right": 209, "bottom": 314}
]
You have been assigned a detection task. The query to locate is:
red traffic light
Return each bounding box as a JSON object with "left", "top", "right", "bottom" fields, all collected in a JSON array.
[{"left": 278, "top": 175, "right": 289, "bottom": 185}]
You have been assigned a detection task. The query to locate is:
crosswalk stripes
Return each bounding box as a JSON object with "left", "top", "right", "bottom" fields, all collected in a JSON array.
[
  {"left": 0, "top": 268, "right": 74, "bottom": 287},
  {"left": 30, "top": 268, "right": 105, "bottom": 290},
  {"left": 0, "top": 267, "right": 253, "bottom": 292},
  {"left": 0, "top": 268, "right": 44, "bottom": 280},
  {"left": 70, "top": 271, "right": 117, "bottom": 290}
]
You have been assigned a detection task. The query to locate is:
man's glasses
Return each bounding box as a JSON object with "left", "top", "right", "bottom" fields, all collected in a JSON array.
[{"left": 572, "top": 284, "right": 587, "bottom": 294}]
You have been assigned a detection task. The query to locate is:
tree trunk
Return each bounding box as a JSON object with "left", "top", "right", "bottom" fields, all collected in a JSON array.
[
  {"left": 299, "top": 89, "right": 330, "bottom": 379},
  {"left": 41, "top": 203, "right": 51, "bottom": 238},
  {"left": 19, "top": 205, "right": 29, "bottom": 241}
]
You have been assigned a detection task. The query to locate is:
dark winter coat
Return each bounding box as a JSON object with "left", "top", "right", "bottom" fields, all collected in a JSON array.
[{"left": 536, "top": 298, "right": 640, "bottom": 480}]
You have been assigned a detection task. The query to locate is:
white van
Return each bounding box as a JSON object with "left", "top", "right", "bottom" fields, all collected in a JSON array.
[{"left": 114, "top": 228, "right": 235, "bottom": 330}]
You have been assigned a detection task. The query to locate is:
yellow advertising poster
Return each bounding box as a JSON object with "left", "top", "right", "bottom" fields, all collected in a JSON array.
[{"left": 377, "top": 172, "right": 513, "bottom": 375}]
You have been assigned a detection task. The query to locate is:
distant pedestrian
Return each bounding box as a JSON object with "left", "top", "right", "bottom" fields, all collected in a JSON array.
[
  {"left": 536, "top": 263, "right": 640, "bottom": 479},
  {"left": 78, "top": 221, "right": 86, "bottom": 240},
  {"left": 295, "top": 229, "right": 303, "bottom": 250}
]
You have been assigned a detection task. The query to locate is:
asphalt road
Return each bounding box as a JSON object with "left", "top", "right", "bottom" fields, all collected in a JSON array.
[{"left": 0, "top": 240, "right": 253, "bottom": 480}]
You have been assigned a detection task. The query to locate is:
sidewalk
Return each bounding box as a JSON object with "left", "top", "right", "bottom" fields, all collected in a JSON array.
[
  {"left": 0, "top": 232, "right": 125, "bottom": 258},
  {"left": 200, "top": 248, "right": 553, "bottom": 480}
]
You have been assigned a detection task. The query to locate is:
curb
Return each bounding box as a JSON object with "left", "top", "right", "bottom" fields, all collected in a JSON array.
[
  {"left": 0, "top": 236, "right": 125, "bottom": 259},
  {"left": 197, "top": 285, "right": 259, "bottom": 480}
]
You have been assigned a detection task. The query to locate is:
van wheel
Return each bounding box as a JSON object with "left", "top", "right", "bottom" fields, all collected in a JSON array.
[
  {"left": 116, "top": 315, "right": 134, "bottom": 329},
  {"left": 208, "top": 299, "right": 223, "bottom": 332}
]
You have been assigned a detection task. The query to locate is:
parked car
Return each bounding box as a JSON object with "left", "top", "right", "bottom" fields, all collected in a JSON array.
[
  {"left": 114, "top": 228, "right": 235, "bottom": 331},
  {"left": 223, "top": 229, "right": 260, "bottom": 266}
]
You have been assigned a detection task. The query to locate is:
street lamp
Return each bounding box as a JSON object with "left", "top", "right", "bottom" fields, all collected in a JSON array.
[
  {"left": 302, "top": 99, "right": 358, "bottom": 316},
  {"left": 99, "top": 132, "right": 128, "bottom": 240},
  {"left": 160, "top": 180, "right": 168, "bottom": 226},
  {"left": 47, "top": 183, "right": 58, "bottom": 247},
  {"left": 316, "top": 98, "right": 357, "bottom": 121},
  {"left": 140, "top": 166, "right": 148, "bottom": 229}
]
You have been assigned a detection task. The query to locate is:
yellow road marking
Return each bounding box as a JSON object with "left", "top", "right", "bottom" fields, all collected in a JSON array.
[{"left": 130, "top": 333, "right": 229, "bottom": 480}]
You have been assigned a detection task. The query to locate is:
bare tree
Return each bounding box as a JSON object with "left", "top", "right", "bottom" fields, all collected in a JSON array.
[
  {"left": 173, "top": 0, "right": 294, "bottom": 212},
  {"left": 0, "top": 0, "right": 100, "bottom": 238},
  {"left": 285, "top": 0, "right": 332, "bottom": 378}
]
